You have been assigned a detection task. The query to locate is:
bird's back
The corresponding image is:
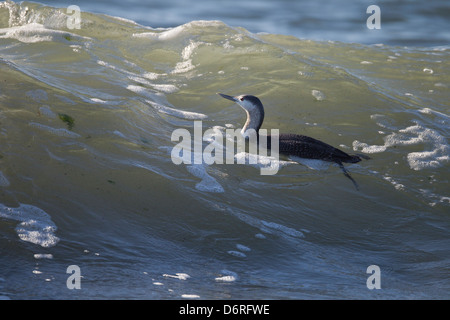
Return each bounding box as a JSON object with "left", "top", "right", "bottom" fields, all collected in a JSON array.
[{"left": 267, "top": 133, "right": 362, "bottom": 164}]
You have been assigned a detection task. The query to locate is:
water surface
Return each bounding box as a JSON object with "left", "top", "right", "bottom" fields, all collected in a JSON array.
[{"left": 0, "top": 1, "right": 449, "bottom": 299}]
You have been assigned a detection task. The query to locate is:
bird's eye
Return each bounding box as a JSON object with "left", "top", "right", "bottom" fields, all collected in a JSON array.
[{"left": 239, "top": 97, "right": 244, "bottom": 101}]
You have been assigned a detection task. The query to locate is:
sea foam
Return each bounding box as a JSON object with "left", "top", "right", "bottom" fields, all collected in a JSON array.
[
  {"left": 0, "top": 23, "right": 90, "bottom": 43},
  {"left": 0, "top": 203, "right": 59, "bottom": 247},
  {"left": 354, "top": 116, "right": 449, "bottom": 171},
  {"left": 186, "top": 164, "right": 224, "bottom": 193}
]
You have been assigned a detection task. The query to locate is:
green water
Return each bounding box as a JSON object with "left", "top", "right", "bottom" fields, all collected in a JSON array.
[{"left": 0, "top": 1, "right": 449, "bottom": 299}]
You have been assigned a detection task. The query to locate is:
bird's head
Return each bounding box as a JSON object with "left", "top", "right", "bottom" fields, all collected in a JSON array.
[{"left": 218, "top": 93, "right": 263, "bottom": 114}]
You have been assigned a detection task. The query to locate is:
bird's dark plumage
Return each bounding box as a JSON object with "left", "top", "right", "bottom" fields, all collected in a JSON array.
[
  {"left": 266, "top": 133, "right": 365, "bottom": 190},
  {"left": 269, "top": 133, "right": 362, "bottom": 164}
]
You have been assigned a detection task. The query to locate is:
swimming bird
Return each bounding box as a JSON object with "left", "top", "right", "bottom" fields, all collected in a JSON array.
[{"left": 218, "top": 93, "right": 368, "bottom": 189}]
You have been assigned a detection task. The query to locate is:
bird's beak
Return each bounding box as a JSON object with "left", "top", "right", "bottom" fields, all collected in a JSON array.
[{"left": 217, "top": 93, "right": 237, "bottom": 102}]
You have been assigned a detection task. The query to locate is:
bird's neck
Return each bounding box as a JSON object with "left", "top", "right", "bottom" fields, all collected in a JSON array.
[
  {"left": 241, "top": 106, "right": 264, "bottom": 137},
  {"left": 241, "top": 109, "right": 264, "bottom": 138}
]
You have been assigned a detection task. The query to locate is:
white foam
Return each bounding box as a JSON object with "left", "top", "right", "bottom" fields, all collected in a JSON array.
[
  {"left": 383, "top": 175, "right": 405, "bottom": 190},
  {"left": 311, "top": 90, "right": 326, "bottom": 101},
  {"left": 132, "top": 25, "right": 186, "bottom": 41},
  {"left": 235, "top": 152, "right": 292, "bottom": 173},
  {"left": 34, "top": 253, "right": 53, "bottom": 259},
  {"left": 186, "top": 164, "right": 224, "bottom": 193},
  {"left": 70, "top": 44, "right": 82, "bottom": 53},
  {"left": 388, "top": 124, "right": 449, "bottom": 170},
  {"left": 215, "top": 275, "right": 236, "bottom": 282},
  {"left": 407, "top": 148, "right": 449, "bottom": 170},
  {"left": 182, "top": 40, "right": 201, "bottom": 60},
  {"left": 181, "top": 294, "right": 200, "bottom": 299},
  {"left": 132, "top": 20, "right": 223, "bottom": 41},
  {"left": 143, "top": 72, "right": 161, "bottom": 80},
  {"left": 356, "top": 115, "right": 449, "bottom": 170},
  {"left": 127, "top": 76, "right": 178, "bottom": 93},
  {"left": 29, "top": 122, "right": 81, "bottom": 138},
  {"left": 90, "top": 98, "right": 107, "bottom": 104},
  {"left": 0, "top": 23, "right": 90, "bottom": 43},
  {"left": 173, "top": 40, "right": 207, "bottom": 74},
  {"left": 0, "top": 203, "right": 59, "bottom": 247},
  {"left": 352, "top": 140, "right": 386, "bottom": 154},
  {"left": 215, "top": 270, "right": 238, "bottom": 282},
  {"left": 150, "top": 84, "right": 178, "bottom": 93},
  {"left": 172, "top": 59, "right": 196, "bottom": 74},
  {"left": 163, "top": 273, "right": 190, "bottom": 280},
  {"left": 126, "top": 85, "right": 156, "bottom": 98},
  {"left": 222, "top": 40, "right": 234, "bottom": 49}
]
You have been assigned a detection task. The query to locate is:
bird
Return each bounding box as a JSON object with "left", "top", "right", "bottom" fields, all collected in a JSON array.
[{"left": 218, "top": 93, "right": 369, "bottom": 190}]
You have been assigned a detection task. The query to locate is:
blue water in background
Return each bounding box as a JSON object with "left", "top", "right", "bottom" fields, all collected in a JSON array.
[{"left": 42, "top": 0, "right": 450, "bottom": 46}]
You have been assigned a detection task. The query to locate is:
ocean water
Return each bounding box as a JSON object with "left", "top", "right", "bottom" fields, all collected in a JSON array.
[{"left": 0, "top": 0, "right": 449, "bottom": 300}]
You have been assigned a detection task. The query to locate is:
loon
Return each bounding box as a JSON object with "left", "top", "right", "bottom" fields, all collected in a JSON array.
[{"left": 218, "top": 93, "right": 368, "bottom": 190}]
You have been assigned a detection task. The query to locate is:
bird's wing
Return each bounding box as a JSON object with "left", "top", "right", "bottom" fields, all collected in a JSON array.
[{"left": 273, "top": 134, "right": 356, "bottom": 162}]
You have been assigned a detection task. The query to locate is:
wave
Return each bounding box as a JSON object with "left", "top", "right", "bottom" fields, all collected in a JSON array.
[{"left": 0, "top": 0, "right": 449, "bottom": 299}]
